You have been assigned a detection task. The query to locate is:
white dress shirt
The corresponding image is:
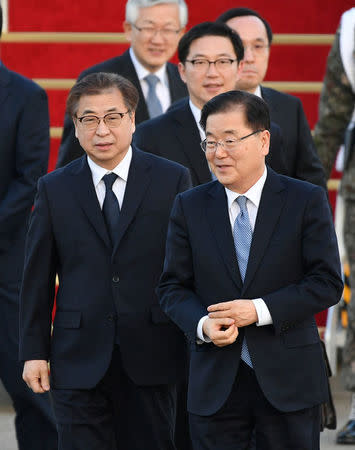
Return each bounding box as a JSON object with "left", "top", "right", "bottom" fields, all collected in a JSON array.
[
  {"left": 87, "top": 146, "right": 132, "bottom": 209},
  {"left": 197, "top": 167, "right": 273, "bottom": 342},
  {"left": 129, "top": 48, "right": 171, "bottom": 113},
  {"left": 253, "top": 85, "right": 262, "bottom": 98},
  {"left": 189, "top": 99, "right": 205, "bottom": 140}
]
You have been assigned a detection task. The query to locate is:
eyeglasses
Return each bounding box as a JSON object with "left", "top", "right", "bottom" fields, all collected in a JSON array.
[
  {"left": 76, "top": 112, "right": 130, "bottom": 130},
  {"left": 132, "top": 24, "right": 181, "bottom": 39},
  {"left": 185, "top": 58, "right": 238, "bottom": 72},
  {"left": 243, "top": 43, "right": 269, "bottom": 55},
  {"left": 200, "top": 130, "right": 265, "bottom": 153}
]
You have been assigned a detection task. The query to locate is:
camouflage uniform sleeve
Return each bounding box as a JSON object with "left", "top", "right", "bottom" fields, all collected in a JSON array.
[{"left": 313, "top": 28, "right": 355, "bottom": 180}]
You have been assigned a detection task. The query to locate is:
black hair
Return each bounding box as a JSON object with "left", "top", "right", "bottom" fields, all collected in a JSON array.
[
  {"left": 216, "top": 7, "right": 273, "bottom": 45},
  {"left": 200, "top": 90, "right": 270, "bottom": 132},
  {"left": 178, "top": 21, "right": 244, "bottom": 63},
  {"left": 66, "top": 72, "right": 139, "bottom": 117}
]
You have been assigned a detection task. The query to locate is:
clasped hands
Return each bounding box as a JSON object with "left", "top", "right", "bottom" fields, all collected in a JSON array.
[{"left": 202, "top": 299, "right": 257, "bottom": 347}]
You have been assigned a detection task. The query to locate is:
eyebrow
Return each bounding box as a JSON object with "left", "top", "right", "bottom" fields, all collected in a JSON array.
[
  {"left": 206, "top": 130, "right": 238, "bottom": 137},
  {"left": 190, "top": 53, "right": 235, "bottom": 59},
  {"left": 80, "top": 107, "right": 119, "bottom": 115}
]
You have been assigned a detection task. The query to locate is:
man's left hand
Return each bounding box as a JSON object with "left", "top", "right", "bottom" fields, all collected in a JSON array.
[{"left": 207, "top": 300, "right": 257, "bottom": 327}]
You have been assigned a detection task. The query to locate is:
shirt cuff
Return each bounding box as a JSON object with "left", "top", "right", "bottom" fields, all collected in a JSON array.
[
  {"left": 252, "top": 298, "right": 273, "bottom": 326},
  {"left": 196, "top": 315, "right": 211, "bottom": 343}
]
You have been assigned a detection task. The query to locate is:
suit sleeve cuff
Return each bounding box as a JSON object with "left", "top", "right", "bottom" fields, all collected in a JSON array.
[
  {"left": 252, "top": 298, "right": 273, "bottom": 326},
  {"left": 196, "top": 315, "right": 211, "bottom": 343}
]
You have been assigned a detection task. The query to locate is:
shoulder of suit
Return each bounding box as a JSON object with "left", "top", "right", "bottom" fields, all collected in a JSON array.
[
  {"left": 273, "top": 170, "right": 324, "bottom": 196},
  {"left": 136, "top": 100, "right": 188, "bottom": 132},
  {"left": 133, "top": 146, "right": 188, "bottom": 173},
  {"left": 262, "top": 86, "right": 301, "bottom": 106},
  {"left": 3, "top": 66, "right": 46, "bottom": 95},
  {"left": 79, "top": 52, "right": 129, "bottom": 79}
]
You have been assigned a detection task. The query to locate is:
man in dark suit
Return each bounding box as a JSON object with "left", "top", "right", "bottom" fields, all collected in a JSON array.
[
  {"left": 20, "top": 72, "right": 191, "bottom": 450},
  {"left": 217, "top": 7, "right": 327, "bottom": 190},
  {"left": 56, "top": 0, "right": 188, "bottom": 168},
  {"left": 158, "top": 90, "right": 343, "bottom": 449},
  {"left": 134, "top": 22, "right": 287, "bottom": 187},
  {"left": 0, "top": 6, "right": 57, "bottom": 449}
]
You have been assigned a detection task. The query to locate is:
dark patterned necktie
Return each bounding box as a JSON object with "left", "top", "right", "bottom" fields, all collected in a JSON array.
[{"left": 102, "top": 173, "right": 120, "bottom": 247}]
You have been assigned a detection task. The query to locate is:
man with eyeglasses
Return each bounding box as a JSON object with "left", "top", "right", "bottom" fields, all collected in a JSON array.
[
  {"left": 217, "top": 7, "right": 327, "bottom": 190},
  {"left": 158, "top": 90, "right": 342, "bottom": 450},
  {"left": 134, "top": 21, "right": 287, "bottom": 186},
  {"left": 19, "top": 72, "right": 191, "bottom": 450},
  {"left": 56, "top": 0, "right": 188, "bottom": 168}
]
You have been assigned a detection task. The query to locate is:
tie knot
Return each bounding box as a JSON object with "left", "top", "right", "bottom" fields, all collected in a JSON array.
[
  {"left": 145, "top": 74, "right": 159, "bottom": 88},
  {"left": 236, "top": 195, "right": 247, "bottom": 212},
  {"left": 103, "top": 173, "right": 118, "bottom": 190}
]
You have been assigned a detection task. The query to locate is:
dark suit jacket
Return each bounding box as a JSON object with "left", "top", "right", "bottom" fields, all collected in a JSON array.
[
  {"left": 0, "top": 64, "right": 49, "bottom": 283},
  {"left": 133, "top": 97, "right": 288, "bottom": 187},
  {"left": 261, "top": 86, "right": 327, "bottom": 189},
  {"left": 19, "top": 148, "right": 191, "bottom": 389},
  {"left": 56, "top": 50, "right": 188, "bottom": 168},
  {"left": 158, "top": 168, "right": 343, "bottom": 416}
]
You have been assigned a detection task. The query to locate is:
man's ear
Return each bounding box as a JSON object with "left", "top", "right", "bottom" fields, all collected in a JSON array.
[
  {"left": 178, "top": 62, "right": 187, "bottom": 84},
  {"left": 123, "top": 21, "right": 133, "bottom": 43},
  {"left": 261, "top": 129, "right": 270, "bottom": 156}
]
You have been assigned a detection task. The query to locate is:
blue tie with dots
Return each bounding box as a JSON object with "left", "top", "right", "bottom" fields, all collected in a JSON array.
[
  {"left": 234, "top": 196, "right": 253, "bottom": 368},
  {"left": 144, "top": 74, "right": 163, "bottom": 118},
  {"left": 102, "top": 173, "right": 120, "bottom": 247}
]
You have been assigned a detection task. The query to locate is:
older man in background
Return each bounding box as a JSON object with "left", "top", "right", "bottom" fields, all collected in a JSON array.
[{"left": 57, "top": 0, "right": 188, "bottom": 168}]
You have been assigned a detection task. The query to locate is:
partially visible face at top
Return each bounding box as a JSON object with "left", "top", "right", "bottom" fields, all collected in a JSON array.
[
  {"left": 178, "top": 35, "right": 241, "bottom": 110},
  {"left": 226, "top": 15, "right": 270, "bottom": 93},
  {"left": 124, "top": 3, "right": 184, "bottom": 72},
  {"left": 74, "top": 88, "right": 136, "bottom": 170},
  {"left": 204, "top": 106, "right": 269, "bottom": 193}
]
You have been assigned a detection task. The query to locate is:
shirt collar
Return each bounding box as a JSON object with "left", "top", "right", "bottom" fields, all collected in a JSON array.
[
  {"left": 225, "top": 166, "right": 267, "bottom": 211},
  {"left": 189, "top": 99, "right": 205, "bottom": 139},
  {"left": 87, "top": 146, "right": 133, "bottom": 188},
  {"left": 129, "top": 47, "right": 168, "bottom": 87},
  {"left": 253, "top": 85, "right": 262, "bottom": 98}
]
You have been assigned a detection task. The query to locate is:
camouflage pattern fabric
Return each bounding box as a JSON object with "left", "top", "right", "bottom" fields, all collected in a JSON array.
[
  {"left": 314, "top": 27, "right": 355, "bottom": 199},
  {"left": 314, "top": 23, "right": 355, "bottom": 391}
]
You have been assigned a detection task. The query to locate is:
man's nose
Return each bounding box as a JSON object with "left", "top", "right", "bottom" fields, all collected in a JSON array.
[
  {"left": 96, "top": 120, "right": 111, "bottom": 135},
  {"left": 243, "top": 45, "right": 255, "bottom": 62}
]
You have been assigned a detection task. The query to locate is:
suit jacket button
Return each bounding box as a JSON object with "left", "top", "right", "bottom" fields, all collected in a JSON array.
[
  {"left": 108, "top": 314, "right": 115, "bottom": 322},
  {"left": 112, "top": 275, "right": 119, "bottom": 282}
]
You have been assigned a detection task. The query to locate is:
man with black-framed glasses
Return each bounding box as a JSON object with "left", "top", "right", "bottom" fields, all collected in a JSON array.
[
  {"left": 134, "top": 21, "right": 288, "bottom": 186},
  {"left": 56, "top": 0, "right": 188, "bottom": 168},
  {"left": 19, "top": 72, "right": 191, "bottom": 450}
]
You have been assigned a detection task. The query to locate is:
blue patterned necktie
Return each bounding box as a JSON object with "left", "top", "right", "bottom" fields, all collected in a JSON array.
[
  {"left": 233, "top": 196, "right": 253, "bottom": 368},
  {"left": 102, "top": 173, "right": 120, "bottom": 247},
  {"left": 144, "top": 74, "right": 163, "bottom": 118}
]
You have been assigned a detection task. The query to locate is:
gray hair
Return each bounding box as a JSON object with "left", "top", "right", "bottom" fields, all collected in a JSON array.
[{"left": 125, "top": 0, "right": 188, "bottom": 28}]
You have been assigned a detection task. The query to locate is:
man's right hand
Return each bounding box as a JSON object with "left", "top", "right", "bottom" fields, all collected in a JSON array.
[
  {"left": 23, "top": 360, "right": 50, "bottom": 393},
  {"left": 202, "top": 317, "right": 238, "bottom": 347}
]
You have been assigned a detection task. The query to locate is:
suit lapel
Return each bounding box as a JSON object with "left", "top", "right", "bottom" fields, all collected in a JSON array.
[
  {"left": 69, "top": 157, "right": 111, "bottom": 248},
  {"left": 206, "top": 183, "right": 242, "bottom": 290},
  {"left": 0, "top": 65, "right": 11, "bottom": 106},
  {"left": 112, "top": 147, "right": 152, "bottom": 255},
  {"left": 260, "top": 86, "right": 279, "bottom": 121},
  {"left": 172, "top": 100, "right": 212, "bottom": 184},
  {"left": 242, "top": 169, "right": 286, "bottom": 293}
]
